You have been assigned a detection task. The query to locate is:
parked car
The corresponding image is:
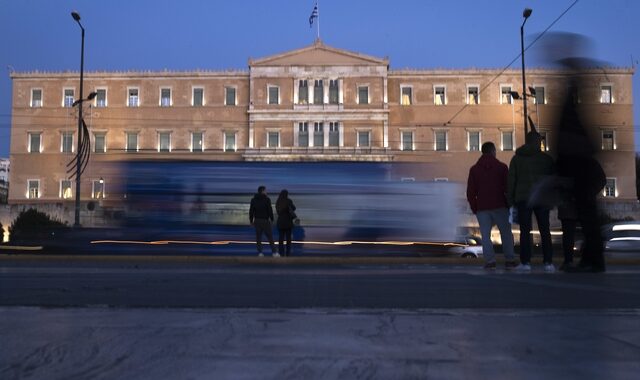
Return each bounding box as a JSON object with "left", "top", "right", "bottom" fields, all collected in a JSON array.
[
  {"left": 574, "top": 221, "right": 640, "bottom": 253},
  {"left": 448, "top": 236, "right": 483, "bottom": 258}
]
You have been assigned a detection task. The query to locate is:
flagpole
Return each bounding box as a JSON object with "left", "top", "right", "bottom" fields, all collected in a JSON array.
[{"left": 309, "top": 1, "right": 319, "bottom": 40}]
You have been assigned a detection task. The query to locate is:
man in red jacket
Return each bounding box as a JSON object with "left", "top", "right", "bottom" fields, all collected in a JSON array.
[{"left": 467, "top": 142, "right": 516, "bottom": 269}]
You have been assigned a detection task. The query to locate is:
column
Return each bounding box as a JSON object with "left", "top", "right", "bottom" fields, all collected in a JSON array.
[
  {"left": 324, "top": 121, "right": 330, "bottom": 147},
  {"left": 308, "top": 79, "right": 314, "bottom": 105},
  {"left": 324, "top": 78, "right": 329, "bottom": 104},
  {"left": 383, "top": 77, "right": 388, "bottom": 108},
  {"left": 383, "top": 120, "right": 389, "bottom": 148},
  {"left": 249, "top": 121, "right": 254, "bottom": 148},
  {"left": 293, "top": 122, "right": 298, "bottom": 147}
]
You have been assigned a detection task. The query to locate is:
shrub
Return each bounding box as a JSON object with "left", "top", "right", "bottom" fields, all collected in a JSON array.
[
  {"left": 598, "top": 212, "right": 635, "bottom": 226},
  {"left": 9, "top": 208, "right": 68, "bottom": 242}
]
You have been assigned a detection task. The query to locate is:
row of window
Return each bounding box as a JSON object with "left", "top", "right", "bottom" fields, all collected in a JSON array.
[
  {"left": 26, "top": 178, "right": 105, "bottom": 200},
  {"left": 28, "top": 131, "right": 239, "bottom": 153},
  {"left": 296, "top": 122, "right": 340, "bottom": 147},
  {"left": 412, "top": 129, "right": 616, "bottom": 152},
  {"left": 399, "top": 83, "right": 614, "bottom": 106},
  {"left": 28, "top": 83, "right": 617, "bottom": 108},
  {"left": 426, "top": 130, "right": 515, "bottom": 152},
  {"left": 30, "top": 86, "right": 238, "bottom": 108},
  {"left": 295, "top": 79, "right": 340, "bottom": 105},
  {"left": 22, "top": 175, "right": 620, "bottom": 200},
  {"left": 26, "top": 128, "right": 617, "bottom": 154},
  {"left": 25, "top": 127, "right": 406, "bottom": 152}
]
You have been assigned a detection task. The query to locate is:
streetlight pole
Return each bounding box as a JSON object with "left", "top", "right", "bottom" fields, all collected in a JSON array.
[
  {"left": 520, "top": 8, "right": 532, "bottom": 135},
  {"left": 71, "top": 11, "right": 85, "bottom": 228}
]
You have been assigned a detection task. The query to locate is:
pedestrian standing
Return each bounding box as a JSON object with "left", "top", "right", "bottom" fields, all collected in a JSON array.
[
  {"left": 557, "top": 191, "right": 578, "bottom": 271},
  {"left": 467, "top": 142, "right": 517, "bottom": 270},
  {"left": 249, "top": 186, "right": 278, "bottom": 257},
  {"left": 275, "top": 189, "right": 297, "bottom": 257},
  {"left": 553, "top": 56, "right": 607, "bottom": 273},
  {"left": 508, "top": 132, "right": 555, "bottom": 272}
]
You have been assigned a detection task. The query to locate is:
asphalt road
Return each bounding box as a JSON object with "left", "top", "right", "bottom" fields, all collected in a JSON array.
[
  {"left": 2, "top": 257, "right": 640, "bottom": 309},
  {"left": 2, "top": 256, "right": 640, "bottom": 380}
]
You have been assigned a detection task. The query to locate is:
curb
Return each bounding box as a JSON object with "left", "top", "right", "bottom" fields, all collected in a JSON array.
[
  {"left": 0, "top": 245, "right": 43, "bottom": 251},
  {"left": 0, "top": 253, "right": 478, "bottom": 265},
  {"left": 2, "top": 253, "right": 640, "bottom": 266}
]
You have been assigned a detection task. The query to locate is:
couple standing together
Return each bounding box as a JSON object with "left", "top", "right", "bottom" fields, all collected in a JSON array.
[
  {"left": 467, "top": 134, "right": 554, "bottom": 272},
  {"left": 249, "top": 186, "right": 297, "bottom": 257}
]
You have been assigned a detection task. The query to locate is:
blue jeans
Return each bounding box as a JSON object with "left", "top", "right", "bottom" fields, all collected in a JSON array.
[
  {"left": 517, "top": 202, "right": 553, "bottom": 265},
  {"left": 254, "top": 218, "right": 276, "bottom": 254},
  {"left": 476, "top": 208, "right": 515, "bottom": 264}
]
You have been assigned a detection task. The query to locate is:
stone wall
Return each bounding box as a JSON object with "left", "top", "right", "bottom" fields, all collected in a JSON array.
[{"left": 598, "top": 200, "right": 640, "bottom": 221}]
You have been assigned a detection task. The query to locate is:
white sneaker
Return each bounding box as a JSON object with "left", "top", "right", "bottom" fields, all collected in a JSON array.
[
  {"left": 544, "top": 263, "right": 556, "bottom": 273},
  {"left": 258, "top": 253, "right": 264, "bottom": 257},
  {"left": 273, "top": 253, "right": 281, "bottom": 257},
  {"left": 515, "top": 263, "right": 531, "bottom": 272}
]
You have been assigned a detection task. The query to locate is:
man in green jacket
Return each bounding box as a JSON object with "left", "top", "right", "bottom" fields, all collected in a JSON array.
[{"left": 508, "top": 131, "right": 555, "bottom": 272}]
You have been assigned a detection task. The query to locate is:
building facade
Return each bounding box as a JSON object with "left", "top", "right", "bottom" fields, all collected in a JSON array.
[{"left": 8, "top": 41, "right": 636, "bottom": 223}]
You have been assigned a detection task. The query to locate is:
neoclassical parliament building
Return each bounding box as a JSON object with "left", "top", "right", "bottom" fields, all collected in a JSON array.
[{"left": 7, "top": 40, "right": 636, "bottom": 222}]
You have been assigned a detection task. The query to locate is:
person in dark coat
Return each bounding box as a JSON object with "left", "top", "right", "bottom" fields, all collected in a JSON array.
[
  {"left": 275, "top": 189, "right": 297, "bottom": 257},
  {"left": 554, "top": 72, "right": 607, "bottom": 273},
  {"left": 249, "top": 185, "right": 278, "bottom": 257},
  {"left": 556, "top": 155, "right": 606, "bottom": 272},
  {"left": 533, "top": 32, "right": 608, "bottom": 273},
  {"left": 467, "top": 142, "right": 516, "bottom": 269},
  {"left": 508, "top": 131, "right": 555, "bottom": 272}
]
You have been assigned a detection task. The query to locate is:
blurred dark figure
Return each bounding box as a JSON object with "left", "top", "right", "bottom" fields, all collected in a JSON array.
[
  {"left": 508, "top": 132, "right": 555, "bottom": 272},
  {"left": 466, "top": 141, "right": 517, "bottom": 270},
  {"left": 554, "top": 69, "right": 607, "bottom": 273},
  {"left": 557, "top": 192, "right": 578, "bottom": 270},
  {"left": 535, "top": 32, "right": 607, "bottom": 273},
  {"left": 275, "top": 189, "right": 297, "bottom": 257},
  {"left": 249, "top": 186, "right": 278, "bottom": 257}
]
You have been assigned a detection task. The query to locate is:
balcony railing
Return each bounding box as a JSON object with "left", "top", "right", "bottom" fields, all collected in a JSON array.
[{"left": 243, "top": 146, "right": 393, "bottom": 161}]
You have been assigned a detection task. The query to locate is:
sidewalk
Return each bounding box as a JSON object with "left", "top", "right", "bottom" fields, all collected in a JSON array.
[{"left": 2, "top": 306, "right": 639, "bottom": 380}]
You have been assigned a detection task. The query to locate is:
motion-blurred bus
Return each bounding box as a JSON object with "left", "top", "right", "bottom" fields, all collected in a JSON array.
[{"left": 97, "top": 161, "right": 462, "bottom": 253}]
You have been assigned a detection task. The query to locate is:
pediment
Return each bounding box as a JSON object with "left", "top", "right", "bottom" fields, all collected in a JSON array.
[{"left": 250, "top": 40, "right": 387, "bottom": 67}]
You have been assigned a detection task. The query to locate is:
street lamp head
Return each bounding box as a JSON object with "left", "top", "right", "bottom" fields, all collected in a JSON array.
[
  {"left": 71, "top": 11, "right": 81, "bottom": 22},
  {"left": 71, "top": 92, "right": 98, "bottom": 107},
  {"left": 509, "top": 91, "right": 521, "bottom": 100},
  {"left": 528, "top": 86, "right": 537, "bottom": 96},
  {"left": 523, "top": 8, "right": 532, "bottom": 19},
  {"left": 99, "top": 177, "right": 104, "bottom": 184}
]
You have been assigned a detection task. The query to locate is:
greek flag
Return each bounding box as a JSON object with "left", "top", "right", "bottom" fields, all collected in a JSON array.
[{"left": 309, "top": 3, "right": 318, "bottom": 27}]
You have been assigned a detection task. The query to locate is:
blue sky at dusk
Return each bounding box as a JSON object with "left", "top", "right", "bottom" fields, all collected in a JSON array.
[{"left": 0, "top": 0, "right": 638, "bottom": 157}]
